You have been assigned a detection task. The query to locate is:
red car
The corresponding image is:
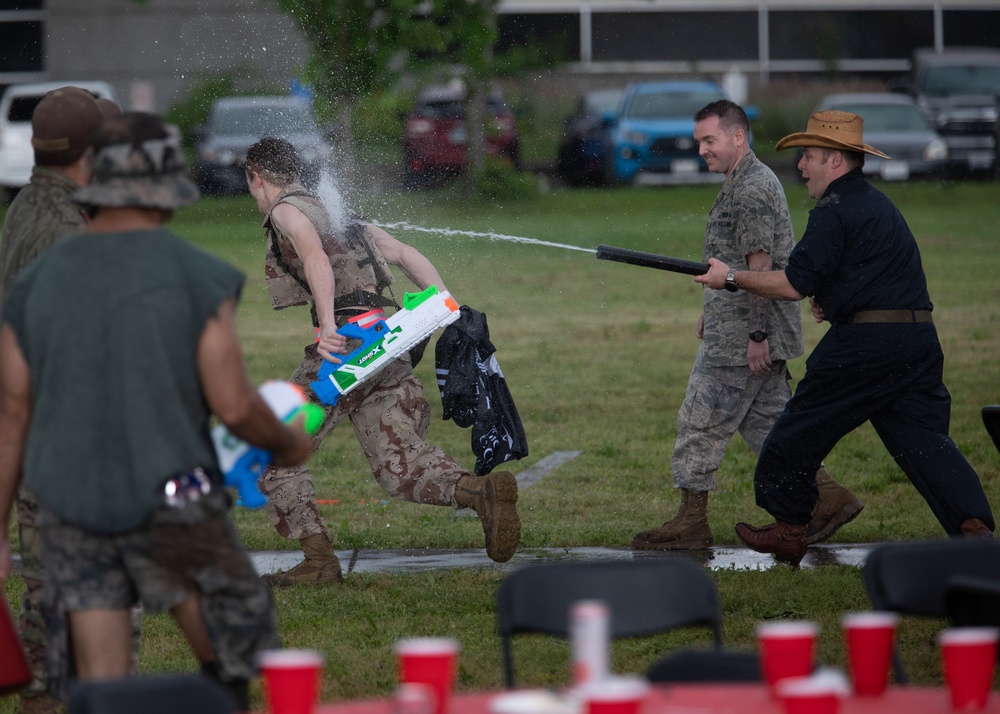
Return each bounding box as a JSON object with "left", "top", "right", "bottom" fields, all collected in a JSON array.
[{"left": 402, "top": 84, "right": 520, "bottom": 188}]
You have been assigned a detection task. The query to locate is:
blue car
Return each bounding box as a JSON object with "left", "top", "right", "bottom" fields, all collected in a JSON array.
[{"left": 605, "top": 81, "right": 737, "bottom": 186}]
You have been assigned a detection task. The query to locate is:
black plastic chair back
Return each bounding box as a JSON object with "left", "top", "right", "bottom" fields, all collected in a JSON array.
[
  {"left": 983, "top": 406, "right": 1000, "bottom": 455},
  {"left": 496, "top": 559, "right": 722, "bottom": 688},
  {"left": 863, "top": 539, "right": 1000, "bottom": 683},
  {"left": 946, "top": 574, "right": 1000, "bottom": 628},
  {"left": 68, "top": 675, "right": 239, "bottom": 714},
  {"left": 646, "top": 649, "right": 761, "bottom": 683}
]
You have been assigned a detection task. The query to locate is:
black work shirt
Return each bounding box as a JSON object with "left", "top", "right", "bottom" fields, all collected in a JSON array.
[{"left": 785, "top": 168, "right": 933, "bottom": 325}]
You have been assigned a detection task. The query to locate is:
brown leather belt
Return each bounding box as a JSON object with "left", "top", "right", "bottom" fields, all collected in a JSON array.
[{"left": 848, "top": 310, "right": 933, "bottom": 324}]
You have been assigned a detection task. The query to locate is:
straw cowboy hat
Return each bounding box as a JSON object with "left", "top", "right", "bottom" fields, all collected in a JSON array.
[{"left": 775, "top": 110, "right": 891, "bottom": 159}]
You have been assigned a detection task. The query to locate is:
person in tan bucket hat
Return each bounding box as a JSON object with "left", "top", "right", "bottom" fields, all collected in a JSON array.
[
  {"left": 693, "top": 110, "right": 994, "bottom": 567},
  {"left": 0, "top": 112, "right": 311, "bottom": 708}
]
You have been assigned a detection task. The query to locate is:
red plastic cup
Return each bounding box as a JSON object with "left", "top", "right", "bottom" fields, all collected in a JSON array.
[
  {"left": 777, "top": 674, "right": 848, "bottom": 714},
  {"left": 0, "top": 596, "right": 31, "bottom": 696},
  {"left": 939, "top": 627, "right": 999, "bottom": 710},
  {"left": 842, "top": 612, "right": 898, "bottom": 696},
  {"left": 579, "top": 676, "right": 650, "bottom": 714},
  {"left": 395, "top": 638, "right": 460, "bottom": 714},
  {"left": 757, "top": 621, "right": 819, "bottom": 696},
  {"left": 258, "top": 649, "right": 324, "bottom": 714}
]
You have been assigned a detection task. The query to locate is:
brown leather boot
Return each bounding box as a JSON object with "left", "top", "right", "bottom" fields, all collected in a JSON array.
[
  {"left": 455, "top": 472, "right": 521, "bottom": 563},
  {"left": 735, "top": 521, "right": 808, "bottom": 568},
  {"left": 804, "top": 467, "right": 864, "bottom": 545},
  {"left": 265, "top": 532, "right": 343, "bottom": 587},
  {"left": 632, "top": 490, "right": 714, "bottom": 550},
  {"left": 961, "top": 518, "right": 994, "bottom": 538}
]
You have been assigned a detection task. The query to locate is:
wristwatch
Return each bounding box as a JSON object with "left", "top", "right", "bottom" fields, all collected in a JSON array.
[
  {"left": 749, "top": 330, "right": 768, "bottom": 343},
  {"left": 724, "top": 268, "right": 740, "bottom": 292}
]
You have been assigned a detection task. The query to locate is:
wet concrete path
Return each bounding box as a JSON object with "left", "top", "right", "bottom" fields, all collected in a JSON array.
[
  {"left": 252, "top": 448, "right": 874, "bottom": 576},
  {"left": 250, "top": 543, "right": 873, "bottom": 577}
]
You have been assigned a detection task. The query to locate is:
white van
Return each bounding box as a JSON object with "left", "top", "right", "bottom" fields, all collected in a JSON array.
[{"left": 0, "top": 81, "right": 119, "bottom": 202}]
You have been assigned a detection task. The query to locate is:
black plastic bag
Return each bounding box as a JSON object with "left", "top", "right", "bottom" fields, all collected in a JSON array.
[{"left": 435, "top": 306, "right": 529, "bottom": 475}]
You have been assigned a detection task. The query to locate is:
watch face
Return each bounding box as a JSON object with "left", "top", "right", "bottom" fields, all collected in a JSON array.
[{"left": 750, "top": 331, "right": 767, "bottom": 342}]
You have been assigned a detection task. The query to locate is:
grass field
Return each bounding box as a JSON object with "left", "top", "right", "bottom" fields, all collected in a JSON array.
[{"left": 1, "top": 177, "right": 999, "bottom": 708}]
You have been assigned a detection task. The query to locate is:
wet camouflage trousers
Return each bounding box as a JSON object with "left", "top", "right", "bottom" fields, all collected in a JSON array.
[
  {"left": 38, "top": 491, "right": 278, "bottom": 701},
  {"left": 672, "top": 357, "right": 791, "bottom": 491},
  {"left": 260, "top": 343, "right": 472, "bottom": 540}
]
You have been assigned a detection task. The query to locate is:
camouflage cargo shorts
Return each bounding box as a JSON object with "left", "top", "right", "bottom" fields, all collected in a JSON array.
[
  {"left": 671, "top": 358, "right": 791, "bottom": 490},
  {"left": 38, "top": 490, "right": 278, "bottom": 695}
]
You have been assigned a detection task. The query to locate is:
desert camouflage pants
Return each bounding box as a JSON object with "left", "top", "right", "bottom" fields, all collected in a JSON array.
[
  {"left": 260, "top": 343, "right": 472, "bottom": 541},
  {"left": 672, "top": 351, "right": 791, "bottom": 491}
]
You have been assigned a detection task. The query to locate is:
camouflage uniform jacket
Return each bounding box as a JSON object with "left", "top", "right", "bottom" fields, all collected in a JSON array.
[
  {"left": 263, "top": 184, "right": 394, "bottom": 318},
  {"left": 701, "top": 151, "right": 803, "bottom": 367},
  {"left": 0, "top": 166, "right": 87, "bottom": 309}
]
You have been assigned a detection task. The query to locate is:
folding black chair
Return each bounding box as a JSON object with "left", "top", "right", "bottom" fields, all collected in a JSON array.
[
  {"left": 862, "top": 539, "right": 1000, "bottom": 683},
  {"left": 945, "top": 574, "right": 1000, "bottom": 628},
  {"left": 496, "top": 559, "right": 722, "bottom": 688},
  {"left": 645, "top": 649, "right": 761, "bottom": 683},
  {"left": 67, "top": 675, "right": 239, "bottom": 714},
  {"left": 983, "top": 406, "right": 1000, "bottom": 455}
]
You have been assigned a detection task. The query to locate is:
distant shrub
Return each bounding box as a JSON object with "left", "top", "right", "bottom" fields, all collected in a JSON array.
[{"left": 473, "top": 157, "right": 539, "bottom": 200}]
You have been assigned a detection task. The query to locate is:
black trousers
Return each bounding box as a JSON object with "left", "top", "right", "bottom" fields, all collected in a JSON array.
[{"left": 754, "top": 322, "right": 994, "bottom": 534}]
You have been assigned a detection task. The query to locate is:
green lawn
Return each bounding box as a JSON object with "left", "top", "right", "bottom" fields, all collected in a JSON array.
[{"left": 1, "top": 179, "right": 999, "bottom": 709}]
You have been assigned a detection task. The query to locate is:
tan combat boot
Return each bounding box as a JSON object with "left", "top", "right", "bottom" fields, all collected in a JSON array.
[
  {"left": 735, "top": 520, "right": 808, "bottom": 568},
  {"left": 804, "top": 467, "right": 864, "bottom": 545},
  {"left": 265, "top": 531, "right": 343, "bottom": 587},
  {"left": 631, "top": 489, "right": 714, "bottom": 550},
  {"left": 454, "top": 471, "right": 521, "bottom": 563}
]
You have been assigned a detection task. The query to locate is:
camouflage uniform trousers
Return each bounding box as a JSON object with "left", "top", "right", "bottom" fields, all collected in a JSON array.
[
  {"left": 260, "top": 342, "right": 472, "bottom": 541},
  {"left": 672, "top": 352, "right": 792, "bottom": 491},
  {"left": 16, "top": 488, "right": 144, "bottom": 709},
  {"left": 37, "top": 490, "right": 278, "bottom": 701}
]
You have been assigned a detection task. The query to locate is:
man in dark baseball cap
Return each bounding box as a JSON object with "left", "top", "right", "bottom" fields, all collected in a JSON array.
[
  {"left": 0, "top": 85, "right": 106, "bottom": 714},
  {"left": 29, "top": 86, "right": 105, "bottom": 167}
]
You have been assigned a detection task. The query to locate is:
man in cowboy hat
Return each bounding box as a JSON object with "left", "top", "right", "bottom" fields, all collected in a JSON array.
[
  {"left": 0, "top": 112, "right": 311, "bottom": 707},
  {"left": 695, "top": 110, "right": 994, "bottom": 567}
]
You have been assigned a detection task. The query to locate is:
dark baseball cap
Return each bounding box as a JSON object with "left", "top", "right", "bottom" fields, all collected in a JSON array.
[{"left": 30, "top": 86, "right": 104, "bottom": 166}]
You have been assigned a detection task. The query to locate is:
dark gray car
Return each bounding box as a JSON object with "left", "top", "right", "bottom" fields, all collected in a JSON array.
[
  {"left": 814, "top": 93, "right": 949, "bottom": 181},
  {"left": 193, "top": 96, "right": 331, "bottom": 195}
]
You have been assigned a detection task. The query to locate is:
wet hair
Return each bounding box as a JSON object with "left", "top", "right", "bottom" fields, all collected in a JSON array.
[
  {"left": 244, "top": 136, "right": 301, "bottom": 186},
  {"left": 694, "top": 99, "right": 750, "bottom": 136}
]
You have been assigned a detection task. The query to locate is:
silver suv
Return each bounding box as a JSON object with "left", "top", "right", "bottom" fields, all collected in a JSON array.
[
  {"left": 192, "top": 96, "right": 332, "bottom": 195},
  {"left": 0, "top": 81, "right": 118, "bottom": 202}
]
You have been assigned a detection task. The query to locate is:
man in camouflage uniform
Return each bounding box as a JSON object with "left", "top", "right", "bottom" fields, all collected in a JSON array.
[
  {"left": 0, "top": 86, "right": 112, "bottom": 714},
  {"left": 244, "top": 137, "right": 520, "bottom": 585},
  {"left": 632, "top": 100, "right": 863, "bottom": 551}
]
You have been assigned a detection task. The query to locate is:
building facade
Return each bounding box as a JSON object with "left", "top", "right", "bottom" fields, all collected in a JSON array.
[{"left": 1, "top": 0, "right": 999, "bottom": 111}]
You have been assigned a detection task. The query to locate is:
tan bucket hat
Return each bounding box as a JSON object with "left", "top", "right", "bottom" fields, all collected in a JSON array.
[{"left": 775, "top": 110, "right": 891, "bottom": 159}]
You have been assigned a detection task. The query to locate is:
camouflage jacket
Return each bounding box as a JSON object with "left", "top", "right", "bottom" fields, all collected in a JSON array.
[
  {"left": 262, "top": 185, "right": 394, "bottom": 316},
  {"left": 701, "top": 152, "right": 804, "bottom": 366},
  {"left": 0, "top": 166, "right": 87, "bottom": 310}
]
